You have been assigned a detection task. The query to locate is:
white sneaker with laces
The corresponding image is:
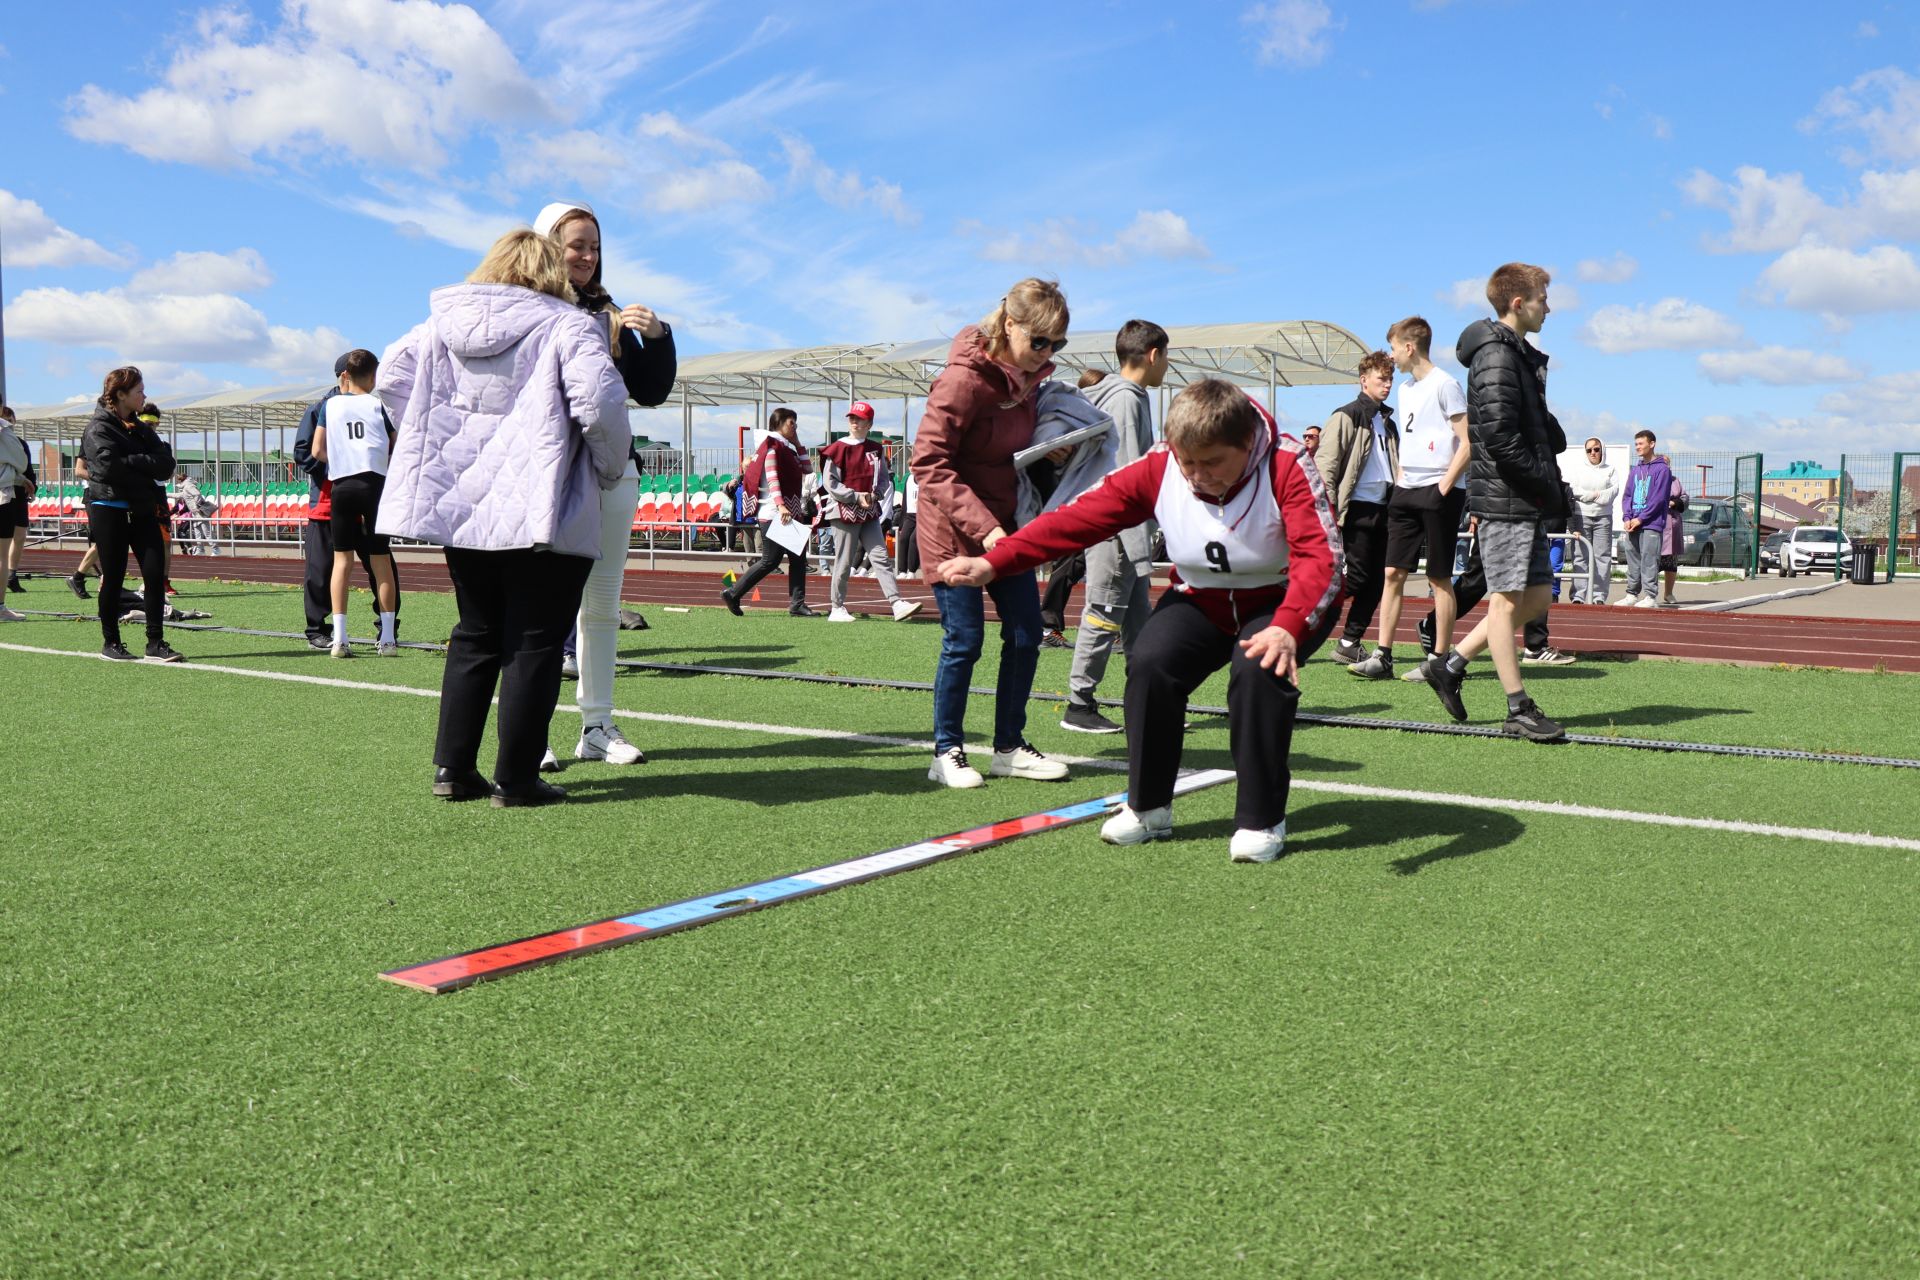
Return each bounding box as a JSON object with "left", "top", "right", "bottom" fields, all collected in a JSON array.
[
  {"left": 1634, "top": 594, "right": 1658, "bottom": 608},
  {"left": 827, "top": 606, "right": 857, "bottom": 622},
  {"left": 928, "top": 746, "right": 984, "bottom": 789},
  {"left": 1230, "top": 822, "right": 1287, "bottom": 863},
  {"left": 989, "top": 741, "right": 1069, "bottom": 780},
  {"left": 377, "top": 641, "right": 400, "bottom": 657},
  {"left": 891, "top": 598, "right": 923, "bottom": 621},
  {"left": 577, "top": 723, "right": 647, "bottom": 764},
  {"left": 539, "top": 746, "right": 562, "bottom": 773},
  {"left": 1100, "top": 805, "right": 1172, "bottom": 845}
]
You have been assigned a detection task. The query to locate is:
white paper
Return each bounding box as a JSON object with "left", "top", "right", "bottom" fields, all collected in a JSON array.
[{"left": 764, "top": 516, "right": 811, "bottom": 556}]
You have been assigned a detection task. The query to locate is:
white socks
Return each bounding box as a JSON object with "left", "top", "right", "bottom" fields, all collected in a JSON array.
[
  {"left": 378, "top": 611, "right": 396, "bottom": 644},
  {"left": 331, "top": 612, "right": 348, "bottom": 643}
]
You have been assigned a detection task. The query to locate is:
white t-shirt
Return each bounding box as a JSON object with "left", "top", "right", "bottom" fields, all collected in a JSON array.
[
  {"left": 1351, "top": 409, "right": 1395, "bottom": 504},
  {"left": 1395, "top": 368, "right": 1466, "bottom": 488},
  {"left": 322, "top": 393, "right": 392, "bottom": 480}
]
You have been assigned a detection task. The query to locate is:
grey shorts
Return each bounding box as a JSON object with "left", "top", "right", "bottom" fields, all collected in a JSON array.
[{"left": 1477, "top": 518, "right": 1552, "bottom": 593}]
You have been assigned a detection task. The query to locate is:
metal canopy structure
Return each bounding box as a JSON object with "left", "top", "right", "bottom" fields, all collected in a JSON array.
[{"left": 9, "top": 381, "right": 334, "bottom": 440}]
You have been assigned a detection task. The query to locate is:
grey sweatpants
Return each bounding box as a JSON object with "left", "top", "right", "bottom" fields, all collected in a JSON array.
[
  {"left": 1622, "top": 525, "right": 1662, "bottom": 598},
  {"left": 1067, "top": 536, "right": 1152, "bottom": 708},
  {"left": 1570, "top": 509, "right": 1613, "bottom": 603},
  {"left": 829, "top": 518, "right": 899, "bottom": 608}
]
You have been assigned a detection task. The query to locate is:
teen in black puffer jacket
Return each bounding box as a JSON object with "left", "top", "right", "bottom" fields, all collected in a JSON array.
[{"left": 1456, "top": 318, "right": 1566, "bottom": 523}]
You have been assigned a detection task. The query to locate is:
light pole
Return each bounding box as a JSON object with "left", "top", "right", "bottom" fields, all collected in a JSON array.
[{"left": 1696, "top": 463, "right": 1712, "bottom": 497}]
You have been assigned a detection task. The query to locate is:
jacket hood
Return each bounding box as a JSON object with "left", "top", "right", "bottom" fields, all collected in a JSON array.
[
  {"left": 947, "top": 325, "right": 1052, "bottom": 402},
  {"left": 1455, "top": 318, "right": 1512, "bottom": 366},
  {"left": 1083, "top": 374, "right": 1148, "bottom": 414},
  {"left": 429, "top": 284, "right": 577, "bottom": 360}
]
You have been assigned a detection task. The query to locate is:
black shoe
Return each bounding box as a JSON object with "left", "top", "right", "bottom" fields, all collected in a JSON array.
[
  {"left": 101, "top": 641, "right": 136, "bottom": 661},
  {"left": 720, "top": 588, "right": 743, "bottom": 616},
  {"left": 67, "top": 572, "right": 91, "bottom": 600},
  {"left": 306, "top": 634, "right": 332, "bottom": 650},
  {"left": 618, "top": 607, "right": 650, "bottom": 630},
  {"left": 1060, "top": 704, "right": 1123, "bottom": 734},
  {"left": 144, "top": 641, "right": 185, "bottom": 663},
  {"left": 492, "top": 779, "right": 569, "bottom": 808},
  {"left": 1422, "top": 655, "right": 1469, "bottom": 723},
  {"left": 789, "top": 603, "right": 819, "bottom": 617},
  {"left": 1330, "top": 638, "right": 1367, "bottom": 665},
  {"left": 1416, "top": 613, "right": 1435, "bottom": 656},
  {"left": 7, "top": 573, "right": 22, "bottom": 593},
  {"left": 1502, "top": 698, "right": 1567, "bottom": 742},
  {"left": 432, "top": 766, "right": 491, "bottom": 801},
  {"left": 1039, "top": 628, "right": 1070, "bottom": 649}
]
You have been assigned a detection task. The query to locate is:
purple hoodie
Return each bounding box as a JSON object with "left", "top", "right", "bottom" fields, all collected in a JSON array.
[{"left": 1624, "top": 455, "right": 1675, "bottom": 532}]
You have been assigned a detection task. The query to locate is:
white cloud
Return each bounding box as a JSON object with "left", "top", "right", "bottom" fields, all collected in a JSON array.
[
  {"left": 5, "top": 283, "right": 343, "bottom": 379},
  {"left": 1757, "top": 241, "right": 1920, "bottom": 313},
  {"left": 1576, "top": 252, "right": 1639, "bottom": 284},
  {"left": 1681, "top": 166, "right": 1834, "bottom": 253},
  {"left": 781, "top": 136, "right": 918, "bottom": 227},
  {"left": 1579, "top": 298, "right": 1743, "bottom": 354},
  {"left": 0, "top": 189, "right": 126, "bottom": 268},
  {"left": 1648, "top": 114, "right": 1673, "bottom": 141},
  {"left": 637, "top": 111, "right": 731, "bottom": 155},
  {"left": 1242, "top": 1, "right": 1338, "bottom": 69},
  {"left": 1440, "top": 277, "right": 1487, "bottom": 310},
  {"left": 65, "top": 0, "right": 557, "bottom": 172},
  {"left": 514, "top": 0, "right": 705, "bottom": 109},
  {"left": 1696, "top": 347, "right": 1866, "bottom": 385},
  {"left": 1803, "top": 66, "right": 1920, "bottom": 161},
  {"left": 695, "top": 71, "right": 839, "bottom": 135},
  {"left": 653, "top": 160, "right": 774, "bottom": 214},
  {"left": 1818, "top": 370, "right": 1920, "bottom": 424},
  {"left": 128, "top": 249, "right": 273, "bottom": 296},
  {"left": 969, "top": 211, "right": 1210, "bottom": 268},
  {"left": 1858, "top": 21, "right": 1879, "bottom": 38}
]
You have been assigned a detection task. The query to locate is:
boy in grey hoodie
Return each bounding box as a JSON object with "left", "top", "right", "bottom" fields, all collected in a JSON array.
[{"left": 1061, "top": 320, "right": 1167, "bottom": 733}]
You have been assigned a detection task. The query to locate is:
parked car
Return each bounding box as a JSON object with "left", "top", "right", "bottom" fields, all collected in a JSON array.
[
  {"left": 1779, "top": 525, "right": 1852, "bottom": 577},
  {"left": 1611, "top": 500, "right": 1736, "bottom": 568},
  {"left": 1759, "top": 530, "right": 1787, "bottom": 573}
]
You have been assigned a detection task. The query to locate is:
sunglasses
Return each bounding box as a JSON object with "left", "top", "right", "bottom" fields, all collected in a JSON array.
[
  {"left": 1585, "top": 446, "right": 1603, "bottom": 453},
  {"left": 1027, "top": 334, "right": 1068, "bottom": 354}
]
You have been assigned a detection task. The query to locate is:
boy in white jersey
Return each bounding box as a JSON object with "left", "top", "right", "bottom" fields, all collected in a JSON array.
[
  {"left": 936, "top": 380, "right": 1342, "bottom": 863},
  {"left": 1350, "top": 317, "right": 1470, "bottom": 679},
  {"left": 312, "top": 349, "right": 400, "bottom": 657}
]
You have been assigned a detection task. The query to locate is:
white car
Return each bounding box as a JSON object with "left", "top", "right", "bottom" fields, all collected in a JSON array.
[{"left": 1779, "top": 525, "right": 1852, "bottom": 577}]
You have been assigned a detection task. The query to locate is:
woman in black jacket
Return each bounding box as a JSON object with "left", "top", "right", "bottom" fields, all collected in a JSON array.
[{"left": 81, "top": 367, "right": 182, "bottom": 662}]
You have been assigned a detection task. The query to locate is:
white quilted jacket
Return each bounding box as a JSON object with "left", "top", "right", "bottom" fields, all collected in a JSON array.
[{"left": 375, "top": 284, "right": 630, "bottom": 559}]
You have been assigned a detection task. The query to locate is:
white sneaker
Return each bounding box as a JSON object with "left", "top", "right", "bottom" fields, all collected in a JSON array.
[
  {"left": 330, "top": 641, "right": 352, "bottom": 658},
  {"left": 928, "top": 746, "right": 984, "bottom": 789},
  {"left": 577, "top": 723, "right": 647, "bottom": 764},
  {"left": 1230, "top": 822, "right": 1287, "bottom": 863},
  {"left": 1100, "top": 805, "right": 1172, "bottom": 845},
  {"left": 891, "top": 598, "right": 923, "bottom": 621},
  {"left": 827, "top": 606, "right": 857, "bottom": 622},
  {"left": 539, "top": 747, "right": 562, "bottom": 773},
  {"left": 0, "top": 606, "right": 24, "bottom": 622},
  {"left": 377, "top": 641, "right": 400, "bottom": 657},
  {"left": 1634, "top": 594, "right": 1658, "bottom": 608},
  {"left": 989, "top": 741, "right": 1069, "bottom": 780}
]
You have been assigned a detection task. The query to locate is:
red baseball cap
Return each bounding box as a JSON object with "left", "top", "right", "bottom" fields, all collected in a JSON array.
[{"left": 846, "top": 401, "right": 875, "bottom": 421}]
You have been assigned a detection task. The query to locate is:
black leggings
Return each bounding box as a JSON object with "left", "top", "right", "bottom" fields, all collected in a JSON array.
[
  {"left": 1124, "top": 592, "right": 1333, "bottom": 830},
  {"left": 92, "top": 506, "right": 166, "bottom": 646},
  {"left": 731, "top": 532, "right": 809, "bottom": 608}
]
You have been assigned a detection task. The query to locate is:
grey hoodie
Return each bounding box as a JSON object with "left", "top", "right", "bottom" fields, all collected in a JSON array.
[{"left": 1077, "top": 373, "right": 1158, "bottom": 572}]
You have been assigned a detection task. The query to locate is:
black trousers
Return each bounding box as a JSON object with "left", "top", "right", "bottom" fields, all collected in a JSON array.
[
  {"left": 436, "top": 547, "right": 593, "bottom": 788},
  {"left": 1338, "top": 499, "right": 1390, "bottom": 644},
  {"left": 1125, "top": 592, "right": 1333, "bottom": 830},
  {"left": 93, "top": 507, "right": 167, "bottom": 646},
  {"left": 896, "top": 512, "right": 920, "bottom": 574},
  {"left": 730, "top": 529, "right": 808, "bottom": 608},
  {"left": 1431, "top": 534, "right": 1549, "bottom": 652},
  {"left": 302, "top": 519, "right": 401, "bottom": 639},
  {"left": 1038, "top": 552, "right": 1086, "bottom": 632}
]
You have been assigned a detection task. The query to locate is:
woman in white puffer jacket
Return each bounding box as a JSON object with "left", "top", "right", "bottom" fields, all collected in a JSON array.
[{"left": 376, "top": 229, "right": 629, "bottom": 808}]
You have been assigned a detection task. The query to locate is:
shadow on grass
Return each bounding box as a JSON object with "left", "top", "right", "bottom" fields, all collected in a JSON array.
[
  {"left": 1555, "top": 703, "right": 1752, "bottom": 730},
  {"left": 1185, "top": 797, "right": 1525, "bottom": 874}
]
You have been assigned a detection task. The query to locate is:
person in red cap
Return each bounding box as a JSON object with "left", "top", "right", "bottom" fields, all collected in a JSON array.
[{"left": 819, "top": 401, "right": 921, "bottom": 622}]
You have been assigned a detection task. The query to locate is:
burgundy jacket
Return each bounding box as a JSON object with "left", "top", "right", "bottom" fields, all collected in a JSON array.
[{"left": 909, "top": 326, "right": 1055, "bottom": 567}]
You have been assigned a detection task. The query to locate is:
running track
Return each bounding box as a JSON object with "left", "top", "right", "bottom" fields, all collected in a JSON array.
[{"left": 21, "top": 549, "right": 1920, "bottom": 674}]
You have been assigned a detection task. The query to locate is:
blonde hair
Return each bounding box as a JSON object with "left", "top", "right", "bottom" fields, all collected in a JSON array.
[
  {"left": 1164, "top": 379, "right": 1259, "bottom": 452},
  {"left": 979, "top": 278, "right": 1069, "bottom": 362},
  {"left": 468, "top": 229, "right": 576, "bottom": 302}
]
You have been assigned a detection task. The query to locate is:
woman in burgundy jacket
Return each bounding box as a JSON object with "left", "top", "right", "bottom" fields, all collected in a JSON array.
[{"left": 911, "top": 278, "right": 1074, "bottom": 789}]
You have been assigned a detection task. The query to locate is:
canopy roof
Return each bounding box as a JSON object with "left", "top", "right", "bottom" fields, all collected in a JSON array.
[{"left": 8, "top": 319, "right": 1368, "bottom": 439}]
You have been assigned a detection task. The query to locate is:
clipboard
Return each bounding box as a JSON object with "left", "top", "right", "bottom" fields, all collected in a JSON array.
[{"left": 764, "top": 516, "right": 811, "bottom": 556}]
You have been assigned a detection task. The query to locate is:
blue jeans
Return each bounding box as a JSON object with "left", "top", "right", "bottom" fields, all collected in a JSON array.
[{"left": 931, "top": 571, "right": 1042, "bottom": 754}]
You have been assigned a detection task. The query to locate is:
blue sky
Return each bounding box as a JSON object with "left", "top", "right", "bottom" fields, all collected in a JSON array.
[{"left": 3, "top": 0, "right": 1918, "bottom": 461}]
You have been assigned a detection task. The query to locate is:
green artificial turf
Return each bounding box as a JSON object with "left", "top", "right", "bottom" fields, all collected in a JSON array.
[{"left": 3, "top": 579, "right": 1919, "bottom": 1277}]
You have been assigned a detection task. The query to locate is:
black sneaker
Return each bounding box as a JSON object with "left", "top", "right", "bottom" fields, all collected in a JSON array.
[
  {"left": 789, "top": 603, "right": 819, "bottom": 618},
  {"left": 1060, "top": 704, "right": 1123, "bottom": 734},
  {"left": 1502, "top": 698, "right": 1567, "bottom": 742},
  {"left": 67, "top": 572, "right": 91, "bottom": 600},
  {"left": 1416, "top": 612, "right": 1435, "bottom": 656},
  {"left": 719, "top": 588, "right": 744, "bottom": 616},
  {"left": 7, "top": 573, "right": 22, "bottom": 593},
  {"left": 1330, "top": 638, "right": 1367, "bottom": 665},
  {"left": 144, "top": 641, "right": 185, "bottom": 663},
  {"left": 618, "top": 608, "right": 650, "bottom": 630},
  {"left": 492, "top": 778, "right": 568, "bottom": 808},
  {"left": 432, "top": 766, "right": 491, "bottom": 801},
  {"left": 101, "top": 640, "right": 136, "bottom": 661},
  {"left": 1039, "top": 629, "right": 1070, "bottom": 649},
  {"left": 1422, "top": 655, "right": 1469, "bottom": 723},
  {"left": 306, "top": 634, "right": 332, "bottom": 650}
]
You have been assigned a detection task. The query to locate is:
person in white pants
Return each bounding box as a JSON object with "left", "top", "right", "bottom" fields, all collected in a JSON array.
[
  {"left": 532, "top": 199, "right": 678, "bottom": 769},
  {"left": 820, "top": 401, "right": 922, "bottom": 623}
]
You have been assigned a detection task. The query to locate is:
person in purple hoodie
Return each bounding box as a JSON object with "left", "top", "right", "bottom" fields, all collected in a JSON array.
[{"left": 1620, "top": 429, "right": 1673, "bottom": 607}]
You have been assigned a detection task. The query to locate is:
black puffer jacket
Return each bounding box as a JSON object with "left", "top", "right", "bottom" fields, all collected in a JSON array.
[
  {"left": 81, "top": 405, "right": 175, "bottom": 509},
  {"left": 1457, "top": 320, "right": 1566, "bottom": 522}
]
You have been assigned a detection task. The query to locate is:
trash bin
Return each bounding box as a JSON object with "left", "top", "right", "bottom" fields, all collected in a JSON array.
[{"left": 1850, "top": 543, "right": 1878, "bottom": 584}]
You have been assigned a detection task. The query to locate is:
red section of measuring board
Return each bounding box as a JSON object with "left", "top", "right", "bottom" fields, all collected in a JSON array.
[{"left": 380, "top": 771, "right": 1235, "bottom": 995}]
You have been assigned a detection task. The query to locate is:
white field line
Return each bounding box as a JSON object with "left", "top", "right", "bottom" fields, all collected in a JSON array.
[{"left": 6, "top": 640, "right": 1918, "bottom": 853}]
